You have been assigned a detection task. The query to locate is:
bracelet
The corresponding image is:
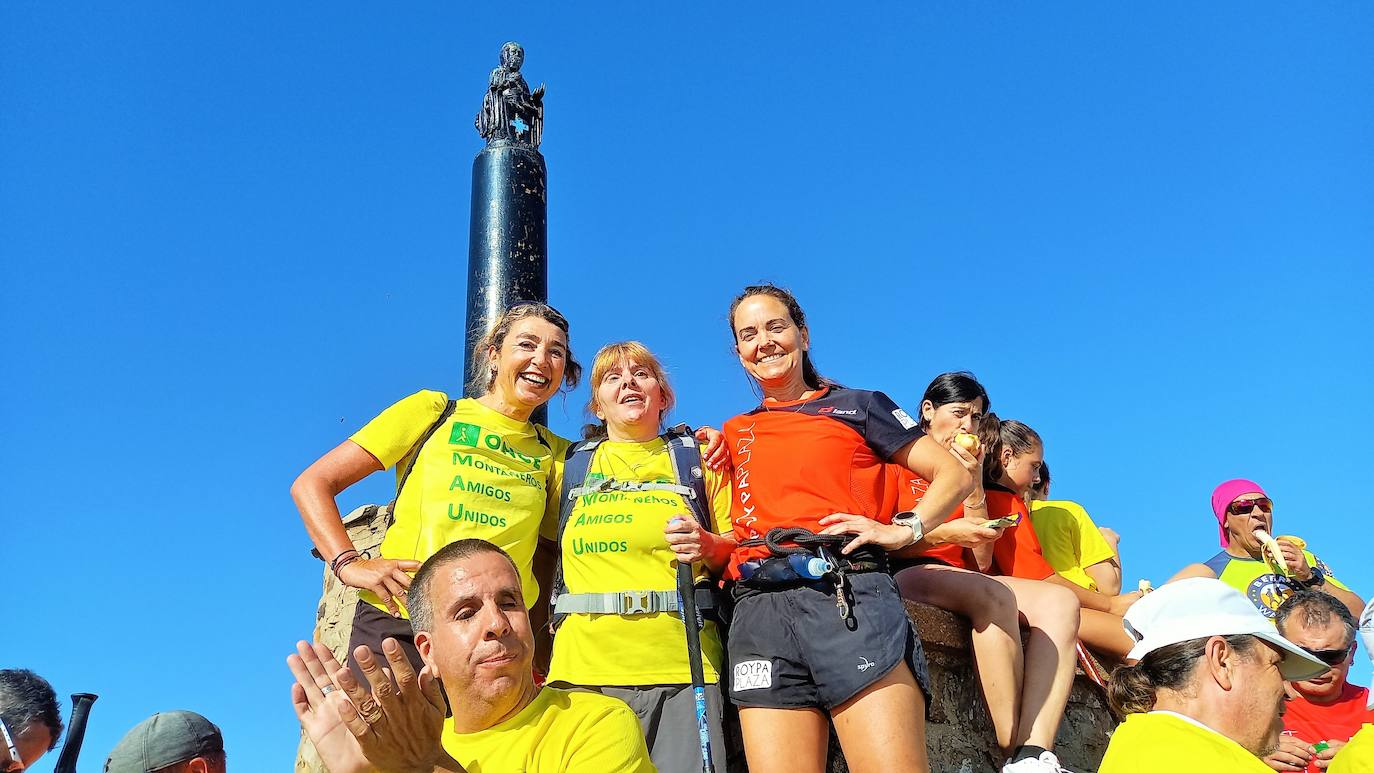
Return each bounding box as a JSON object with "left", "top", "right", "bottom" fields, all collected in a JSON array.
[
  {"left": 332, "top": 553, "right": 362, "bottom": 579},
  {"left": 330, "top": 549, "right": 360, "bottom": 572},
  {"left": 963, "top": 496, "right": 987, "bottom": 510}
]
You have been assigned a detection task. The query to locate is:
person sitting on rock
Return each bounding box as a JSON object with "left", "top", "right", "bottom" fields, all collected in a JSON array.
[
  {"left": 1028, "top": 460, "right": 1124, "bottom": 596},
  {"left": 1169, "top": 479, "right": 1364, "bottom": 621},
  {"left": 288, "top": 539, "right": 654, "bottom": 773},
  {"left": 1263, "top": 591, "right": 1373, "bottom": 772},
  {"left": 890, "top": 371, "right": 1080, "bottom": 773},
  {"left": 1101, "top": 578, "right": 1330, "bottom": 772}
]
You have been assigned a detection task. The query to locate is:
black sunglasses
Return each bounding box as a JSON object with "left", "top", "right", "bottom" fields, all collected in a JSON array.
[{"left": 1301, "top": 644, "right": 1353, "bottom": 667}]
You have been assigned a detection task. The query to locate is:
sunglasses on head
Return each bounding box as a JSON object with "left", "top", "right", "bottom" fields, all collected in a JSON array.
[
  {"left": 1227, "top": 497, "right": 1273, "bottom": 516},
  {"left": 1301, "top": 644, "right": 1353, "bottom": 667}
]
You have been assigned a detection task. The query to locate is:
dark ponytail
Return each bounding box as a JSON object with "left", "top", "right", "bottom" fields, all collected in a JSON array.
[
  {"left": 727, "top": 283, "right": 839, "bottom": 390},
  {"left": 1106, "top": 634, "right": 1259, "bottom": 716},
  {"left": 981, "top": 416, "right": 1042, "bottom": 488}
]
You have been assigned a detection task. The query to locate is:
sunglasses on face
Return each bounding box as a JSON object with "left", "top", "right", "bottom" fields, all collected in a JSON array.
[
  {"left": 1227, "top": 497, "right": 1273, "bottom": 516},
  {"left": 1301, "top": 644, "right": 1353, "bottom": 667},
  {"left": 0, "top": 716, "right": 20, "bottom": 771}
]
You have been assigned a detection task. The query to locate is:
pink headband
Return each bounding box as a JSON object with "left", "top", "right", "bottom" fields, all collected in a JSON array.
[{"left": 1211, "top": 478, "right": 1267, "bottom": 548}]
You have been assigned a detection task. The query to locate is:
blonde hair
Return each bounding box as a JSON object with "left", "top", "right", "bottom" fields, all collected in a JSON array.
[
  {"left": 584, "top": 341, "right": 675, "bottom": 440},
  {"left": 470, "top": 302, "right": 582, "bottom": 394}
]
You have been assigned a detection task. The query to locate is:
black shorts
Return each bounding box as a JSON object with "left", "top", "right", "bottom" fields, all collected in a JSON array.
[
  {"left": 346, "top": 601, "right": 423, "bottom": 686},
  {"left": 726, "top": 572, "right": 930, "bottom": 711}
]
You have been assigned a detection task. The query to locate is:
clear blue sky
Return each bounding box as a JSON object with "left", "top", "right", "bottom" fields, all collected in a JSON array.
[{"left": 3, "top": 3, "right": 1371, "bottom": 769}]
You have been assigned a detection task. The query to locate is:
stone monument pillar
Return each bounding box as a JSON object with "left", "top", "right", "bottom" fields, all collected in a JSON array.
[{"left": 464, "top": 41, "right": 549, "bottom": 421}]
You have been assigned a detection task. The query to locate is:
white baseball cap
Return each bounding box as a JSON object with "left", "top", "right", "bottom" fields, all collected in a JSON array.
[{"left": 1122, "top": 578, "right": 1329, "bottom": 681}]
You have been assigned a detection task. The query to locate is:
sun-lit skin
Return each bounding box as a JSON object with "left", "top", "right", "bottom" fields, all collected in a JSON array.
[
  {"left": 920, "top": 398, "right": 986, "bottom": 448},
  {"left": 413, "top": 552, "right": 538, "bottom": 735},
  {"left": 731, "top": 295, "right": 813, "bottom": 402},
  {"left": 593, "top": 359, "right": 668, "bottom": 443},
  {"left": 1237, "top": 642, "right": 1290, "bottom": 757},
  {"left": 1281, "top": 617, "right": 1354, "bottom": 704},
  {"left": 999, "top": 442, "right": 1044, "bottom": 496},
  {"left": 479, "top": 317, "right": 568, "bottom": 422},
  {"left": 5, "top": 720, "right": 54, "bottom": 771},
  {"left": 1153, "top": 638, "right": 1289, "bottom": 757},
  {"left": 1222, "top": 493, "right": 1273, "bottom": 558}
]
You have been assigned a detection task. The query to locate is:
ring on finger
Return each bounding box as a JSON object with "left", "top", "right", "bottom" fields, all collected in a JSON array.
[
  {"left": 321, "top": 684, "right": 337, "bottom": 697},
  {"left": 359, "top": 699, "right": 384, "bottom": 725}
]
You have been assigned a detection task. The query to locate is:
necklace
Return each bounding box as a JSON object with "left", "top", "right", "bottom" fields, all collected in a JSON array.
[
  {"left": 598, "top": 438, "right": 669, "bottom": 481},
  {"left": 761, "top": 388, "right": 824, "bottom": 413}
]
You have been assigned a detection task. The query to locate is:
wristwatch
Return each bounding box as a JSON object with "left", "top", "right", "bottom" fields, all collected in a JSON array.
[
  {"left": 1300, "top": 566, "right": 1326, "bottom": 588},
  {"left": 892, "top": 510, "right": 926, "bottom": 547}
]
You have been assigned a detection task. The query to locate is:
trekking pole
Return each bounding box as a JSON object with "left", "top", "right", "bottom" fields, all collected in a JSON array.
[{"left": 676, "top": 559, "right": 717, "bottom": 773}]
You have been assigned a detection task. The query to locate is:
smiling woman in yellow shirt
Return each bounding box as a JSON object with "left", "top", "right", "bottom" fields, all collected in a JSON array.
[
  {"left": 547, "top": 341, "right": 735, "bottom": 773},
  {"left": 291, "top": 302, "right": 580, "bottom": 677}
]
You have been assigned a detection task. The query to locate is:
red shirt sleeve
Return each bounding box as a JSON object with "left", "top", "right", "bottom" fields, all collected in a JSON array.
[{"left": 987, "top": 492, "right": 1055, "bottom": 580}]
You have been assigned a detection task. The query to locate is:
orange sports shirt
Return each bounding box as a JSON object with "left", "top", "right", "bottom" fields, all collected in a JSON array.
[
  {"left": 896, "top": 474, "right": 1055, "bottom": 580},
  {"left": 723, "top": 387, "right": 924, "bottom": 577}
]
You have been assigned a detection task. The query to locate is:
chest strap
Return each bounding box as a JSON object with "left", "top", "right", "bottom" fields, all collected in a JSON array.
[{"left": 553, "top": 588, "right": 716, "bottom": 616}]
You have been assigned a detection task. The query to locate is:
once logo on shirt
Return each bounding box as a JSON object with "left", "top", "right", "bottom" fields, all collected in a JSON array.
[
  {"left": 891, "top": 409, "right": 917, "bottom": 430},
  {"left": 1246, "top": 573, "right": 1299, "bottom": 618},
  {"left": 450, "top": 422, "right": 481, "bottom": 446},
  {"left": 447, "top": 422, "right": 544, "bottom": 469},
  {"left": 733, "top": 660, "right": 772, "bottom": 692}
]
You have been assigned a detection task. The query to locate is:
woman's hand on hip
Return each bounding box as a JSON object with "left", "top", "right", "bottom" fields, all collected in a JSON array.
[
  {"left": 818, "top": 513, "right": 913, "bottom": 554},
  {"left": 337, "top": 558, "right": 423, "bottom": 617}
]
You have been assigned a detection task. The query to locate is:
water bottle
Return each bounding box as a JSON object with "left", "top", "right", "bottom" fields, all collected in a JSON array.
[{"left": 788, "top": 554, "right": 833, "bottom": 579}]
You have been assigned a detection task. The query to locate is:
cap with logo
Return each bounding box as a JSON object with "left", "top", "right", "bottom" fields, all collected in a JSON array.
[
  {"left": 105, "top": 711, "right": 223, "bottom": 773},
  {"left": 1122, "top": 577, "right": 1328, "bottom": 681}
]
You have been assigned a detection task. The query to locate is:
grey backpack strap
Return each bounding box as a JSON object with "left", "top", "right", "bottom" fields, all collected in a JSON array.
[
  {"left": 548, "top": 437, "right": 602, "bottom": 631},
  {"left": 663, "top": 424, "right": 711, "bottom": 531}
]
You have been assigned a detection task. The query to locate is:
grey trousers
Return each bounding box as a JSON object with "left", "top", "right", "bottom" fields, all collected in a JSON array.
[{"left": 557, "top": 682, "right": 726, "bottom": 773}]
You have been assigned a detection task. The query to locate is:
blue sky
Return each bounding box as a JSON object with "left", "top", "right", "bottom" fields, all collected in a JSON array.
[{"left": 3, "top": 3, "right": 1371, "bottom": 769}]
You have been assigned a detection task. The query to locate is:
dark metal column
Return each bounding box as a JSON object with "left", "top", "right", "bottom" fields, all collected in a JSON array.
[{"left": 463, "top": 42, "right": 549, "bottom": 423}]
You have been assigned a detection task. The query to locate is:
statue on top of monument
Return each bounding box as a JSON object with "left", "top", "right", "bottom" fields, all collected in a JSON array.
[{"left": 475, "top": 42, "right": 544, "bottom": 148}]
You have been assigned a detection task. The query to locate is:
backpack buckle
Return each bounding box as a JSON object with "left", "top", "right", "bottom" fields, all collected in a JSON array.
[{"left": 619, "top": 590, "right": 655, "bottom": 614}]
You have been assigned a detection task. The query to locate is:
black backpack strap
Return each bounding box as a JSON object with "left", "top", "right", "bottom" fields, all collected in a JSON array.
[
  {"left": 663, "top": 424, "right": 712, "bottom": 532},
  {"left": 548, "top": 437, "right": 602, "bottom": 631},
  {"left": 393, "top": 399, "right": 458, "bottom": 500}
]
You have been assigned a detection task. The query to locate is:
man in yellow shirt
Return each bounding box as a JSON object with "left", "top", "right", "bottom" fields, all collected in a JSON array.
[
  {"left": 289, "top": 539, "right": 654, "bottom": 773},
  {"left": 1100, "top": 578, "right": 1330, "bottom": 772}
]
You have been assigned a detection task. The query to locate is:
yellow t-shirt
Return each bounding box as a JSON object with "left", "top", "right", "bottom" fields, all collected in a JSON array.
[
  {"left": 547, "top": 437, "right": 732, "bottom": 686},
  {"left": 1029, "top": 499, "right": 1117, "bottom": 592},
  {"left": 350, "top": 392, "right": 570, "bottom": 612},
  {"left": 1331, "top": 724, "right": 1374, "bottom": 773},
  {"left": 1100, "top": 712, "right": 1272, "bottom": 772},
  {"left": 442, "top": 687, "right": 655, "bottom": 773}
]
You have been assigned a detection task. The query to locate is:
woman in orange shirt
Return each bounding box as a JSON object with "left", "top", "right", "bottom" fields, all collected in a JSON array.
[
  {"left": 893, "top": 373, "right": 1081, "bottom": 772},
  {"left": 981, "top": 417, "right": 1140, "bottom": 661}
]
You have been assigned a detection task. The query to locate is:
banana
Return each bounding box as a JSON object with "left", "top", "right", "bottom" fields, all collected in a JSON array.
[
  {"left": 1253, "top": 529, "right": 1294, "bottom": 578},
  {"left": 1138, "top": 579, "right": 1153, "bottom": 594},
  {"left": 1277, "top": 535, "right": 1307, "bottom": 551}
]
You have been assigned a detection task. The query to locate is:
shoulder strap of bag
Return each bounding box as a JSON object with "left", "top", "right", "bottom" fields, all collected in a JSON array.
[
  {"left": 393, "top": 399, "right": 458, "bottom": 501},
  {"left": 549, "top": 437, "right": 603, "bottom": 630},
  {"left": 663, "top": 423, "right": 712, "bottom": 532}
]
